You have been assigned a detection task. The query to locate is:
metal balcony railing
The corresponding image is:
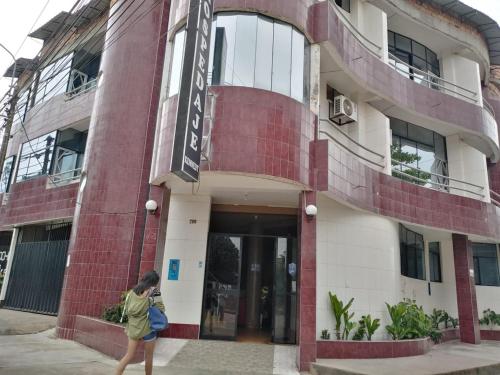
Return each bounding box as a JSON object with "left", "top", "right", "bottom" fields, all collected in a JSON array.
[
  {"left": 65, "top": 69, "right": 98, "bottom": 99},
  {"left": 391, "top": 159, "right": 485, "bottom": 198},
  {"left": 388, "top": 53, "right": 478, "bottom": 104},
  {"left": 484, "top": 98, "right": 496, "bottom": 118},
  {"left": 319, "top": 118, "right": 386, "bottom": 169},
  {"left": 490, "top": 189, "right": 500, "bottom": 207},
  {"left": 329, "top": 0, "right": 383, "bottom": 58},
  {"left": 49, "top": 168, "right": 82, "bottom": 186}
]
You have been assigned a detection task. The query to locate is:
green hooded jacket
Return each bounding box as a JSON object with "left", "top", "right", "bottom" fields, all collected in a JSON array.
[{"left": 124, "top": 291, "right": 165, "bottom": 340}]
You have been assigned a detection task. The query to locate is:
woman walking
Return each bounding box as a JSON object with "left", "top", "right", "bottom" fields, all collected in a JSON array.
[{"left": 116, "top": 270, "right": 165, "bottom": 375}]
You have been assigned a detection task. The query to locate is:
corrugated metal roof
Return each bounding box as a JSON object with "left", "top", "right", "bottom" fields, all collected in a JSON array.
[
  {"left": 3, "top": 58, "right": 36, "bottom": 78},
  {"left": 29, "top": 0, "right": 110, "bottom": 41},
  {"left": 423, "top": 0, "right": 500, "bottom": 65}
]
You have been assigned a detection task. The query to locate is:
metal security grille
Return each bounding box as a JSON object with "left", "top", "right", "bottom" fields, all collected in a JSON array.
[{"left": 4, "top": 223, "right": 71, "bottom": 315}]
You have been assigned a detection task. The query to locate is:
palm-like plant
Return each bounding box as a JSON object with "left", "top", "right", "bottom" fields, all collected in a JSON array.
[
  {"left": 363, "top": 315, "right": 381, "bottom": 341},
  {"left": 328, "top": 292, "right": 354, "bottom": 340}
]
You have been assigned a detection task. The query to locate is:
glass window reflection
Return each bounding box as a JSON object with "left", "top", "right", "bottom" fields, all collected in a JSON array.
[{"left": 168, "top": 13, "right": 309, "bottom": 102}]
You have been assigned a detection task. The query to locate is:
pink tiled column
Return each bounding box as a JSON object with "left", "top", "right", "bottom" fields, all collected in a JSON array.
[
  {"left": 56, "top": 0, "right": 170, "bottom": 339},
  {"left": 297, "top": 191, "right": 317, "bottom": 371},
  {"left": 139, "top": 186, "right": 170, "bottom": 275},
  {"left": 452, "top": 233, "right": 481, "bottom": 344}
]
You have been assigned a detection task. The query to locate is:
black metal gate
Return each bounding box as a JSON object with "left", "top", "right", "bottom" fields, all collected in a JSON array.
[{"left": 4, "top": 223, "right": 71, "bottom": 315}]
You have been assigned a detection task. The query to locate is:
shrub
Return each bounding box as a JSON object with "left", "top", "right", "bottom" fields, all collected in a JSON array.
[
  {"left": 102, "top": 291, "right": 129, "bottom": 324},
  {"left": 321, "top": 329, "right": 331, "bottom": 340},
  {"left": 385, "top": 299, "right": 441, "bottom": 343},
  {"left": 479, "top": 309, "right": 500, "bottom": 329},
  {"left": 352, "top": 315, "right": 380, "bottom": 341}
]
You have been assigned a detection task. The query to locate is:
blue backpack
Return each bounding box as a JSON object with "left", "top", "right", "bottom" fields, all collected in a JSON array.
[{"left": 148, "top": 298, "right": 168, "bottom": 331}]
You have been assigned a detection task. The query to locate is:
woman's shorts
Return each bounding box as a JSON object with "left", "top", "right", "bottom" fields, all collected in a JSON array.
[{"left": 143, "top": 331, "right": 157, "bottom": 342}]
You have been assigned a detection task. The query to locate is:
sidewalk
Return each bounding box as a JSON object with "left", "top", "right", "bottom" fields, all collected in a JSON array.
[
  {"left": 0, "top": 308, "right": 56, "bottom": 335},
  {"left": 311, "top": 340, "right": 500, "bottom": 375},
  {"left": 0, "top": 327, "right": 301, "bottom": 374}
]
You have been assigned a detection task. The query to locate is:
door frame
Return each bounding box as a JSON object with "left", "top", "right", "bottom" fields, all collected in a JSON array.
[{"left": 200, "top": 232, "right": 298, "bottom": 343}]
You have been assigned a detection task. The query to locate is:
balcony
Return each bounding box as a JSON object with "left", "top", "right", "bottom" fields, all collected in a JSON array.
[{"left": 387, "top": 53, "right": 479, "bottom": 105}]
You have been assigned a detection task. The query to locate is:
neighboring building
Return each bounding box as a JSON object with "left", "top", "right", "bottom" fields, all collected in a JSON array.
[{"left": 0, "top": 0, "right": 499, "bottom": 371}]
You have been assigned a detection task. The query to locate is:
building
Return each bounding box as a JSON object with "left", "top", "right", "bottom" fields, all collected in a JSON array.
[{"left": 0, "top": 0, "right": 500, "bottom": 371}]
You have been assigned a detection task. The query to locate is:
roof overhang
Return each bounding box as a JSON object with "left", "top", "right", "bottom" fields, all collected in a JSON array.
[
  {"left": 422, "top": 1, "right": 500, "bottom": 67},
  {"left": 29, "top": 0, "right": 110, "bottom": 41},
  {"left": 3, "top": 58, "right": 36, "bottom": 78}
]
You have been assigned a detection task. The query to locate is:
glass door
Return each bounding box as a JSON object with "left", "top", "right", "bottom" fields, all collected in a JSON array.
[
  {"left": 272, "top": 237, "right": 297, "bottom": 344},
  {"left": 201, "top": 235, "right": 242, "bottom": 340}
]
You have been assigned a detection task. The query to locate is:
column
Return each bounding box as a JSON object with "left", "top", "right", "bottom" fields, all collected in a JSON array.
[
  {"left": 246, "top": 223, "right": 263, "bottom": 329},
  {"left": 0, "top": 228, "right": 18, "bottom": 303},
  {"left": 297, "top": 191, "right": 317, "bottom": 371},
  {"left": 452, "top": 233, "right": 481, "bottom": 344},
  {"left": 56, "top": 0, "right": 170, "bottom": 339}
]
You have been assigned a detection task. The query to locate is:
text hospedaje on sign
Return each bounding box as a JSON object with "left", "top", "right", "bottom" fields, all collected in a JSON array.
[{"left": 170, "top": 0, "right": 214, "bottom": 182}]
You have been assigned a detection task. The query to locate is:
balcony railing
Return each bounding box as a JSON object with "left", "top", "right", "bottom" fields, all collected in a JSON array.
[
  {"left": 65, "top": 69, "right": 98, "bottom": 100},
  {"left": 484, "top": 98, "right": 496, "bottom": 118},
  {"left": 329, "top": 0, "right": 383, "bottom": 58},
  {"left": 490, "top": 189, "right": 500, "bottom": 208},
  {"left": 391, "top": 159, "right": 485, "bottom": 198},
  {"left": 388, "top": 53, "right": 478, "bottom": 104},
  {"left": 47, "top": 168, "right": 82, "bottom": 188},
  {"left": 319, "top": 118, "right": 386, "bottom": 169}
]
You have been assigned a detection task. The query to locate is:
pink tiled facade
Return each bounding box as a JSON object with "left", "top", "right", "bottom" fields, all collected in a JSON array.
[
  {"left": 297, "top": 191, "right": 317, "bottom": 371},
  {"left": 153, "top": 86, "right": 316, "bottom": 186},
  {"left": 56, "top": 0, "right": 171, "bottom": 339},
  {"left": 317, "top": 337, "right": 432, "bottom": 359},
  {"left": 315, "top": 140, "right": 500, "bottom": 239},
  {"left": 452, "top": 234, "right": 481, "bottom": 344},
  {"left": 0, "top": 178, "right": 77, "bottom": 229}
]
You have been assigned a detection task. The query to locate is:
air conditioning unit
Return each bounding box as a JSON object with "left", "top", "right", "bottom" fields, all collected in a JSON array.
[{"left": 330, "top": 95, "right": 358, "bottom": 125}]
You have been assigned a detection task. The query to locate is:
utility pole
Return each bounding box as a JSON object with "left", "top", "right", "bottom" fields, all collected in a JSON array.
[
  {"left": 0, "top": 43, "right": 17, "bottom": 181},
  {"left": 0, "top": 89, "right": 18, "bottom": 180}
]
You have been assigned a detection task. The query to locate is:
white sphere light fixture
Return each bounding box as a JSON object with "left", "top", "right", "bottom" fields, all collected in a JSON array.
[
  {"left": 145, "top": 199, "right": 158, "bottom": 214},
  {"left": 305, "top": 204, "right": 317, "bottom": 216}
]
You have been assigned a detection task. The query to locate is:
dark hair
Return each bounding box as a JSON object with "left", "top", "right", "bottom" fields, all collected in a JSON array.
[{"left": 133, "top": 270, "right": 160, "bottom": 295}]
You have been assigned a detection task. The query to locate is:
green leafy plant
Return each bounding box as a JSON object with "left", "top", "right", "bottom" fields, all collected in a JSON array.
[
  {"left": 328, "top": 292, "right": 354, "bottom": 340},
  {"left": 321, "top": 329, "right": 331, "bottom": 340},
  {"left": 352, "top": 315, "right": 380, "bottom": 341},
  {"left": 391, "top": 145, "right": 431, "bottom": 186},
  {"left": 479, "top": 309, "right": 500, "bottom": 329},
  {"left": 102, "top": 291, "right": 129, "bottom": 324},
  {"left": 385, "top": 299, "right": 441, "bottom": 343},
  {"left": 429, "top": 308, "right": 444, "bottom": 329},
  {"left": 363, "top": 315, "right": 381, "bottom": 341},
  {"left": 342, "top": 311, "right": 356, "bottom": 340},
  {"left": 352, "top": 321, "right": 366, "bottom": 341},
  {"left": 450, "top": 317, "right": 459, "bottom": 328}
]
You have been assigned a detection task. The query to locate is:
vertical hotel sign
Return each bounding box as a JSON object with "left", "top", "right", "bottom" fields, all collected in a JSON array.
[{"left": 171, "top": 0, "right": 214, "bottom": 182}]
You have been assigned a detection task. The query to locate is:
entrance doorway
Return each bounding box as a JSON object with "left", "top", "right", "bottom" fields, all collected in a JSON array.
[{"left": 200, "top": 211, "right": 297, "bottom": 344}]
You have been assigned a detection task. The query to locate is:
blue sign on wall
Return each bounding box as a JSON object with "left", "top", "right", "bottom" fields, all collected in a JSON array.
[{"left": 168, "top": 259, "right": 180, "bottom": 281}]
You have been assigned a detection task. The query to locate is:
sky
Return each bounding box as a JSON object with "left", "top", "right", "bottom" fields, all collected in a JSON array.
[{"left": 0, "top": 0, "right": 499, "bottom": 106}]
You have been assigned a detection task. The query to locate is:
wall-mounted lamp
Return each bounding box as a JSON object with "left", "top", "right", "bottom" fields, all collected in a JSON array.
[
  {"left": 145, "top": 200, "right": 158, "bottom": 215},
  {"left": 305, "top": 204, "right": 318, "bottom": 216}
]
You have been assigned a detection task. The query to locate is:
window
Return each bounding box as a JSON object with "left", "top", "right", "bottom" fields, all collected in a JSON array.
[
  {"left": 429, "top": 242, "right": 442, "bottom": 282},
  {"left": 168, "top": 13, "right": 310, "bottom": 103},
  {"left": 473, "top": 243, "right": 500, "bottom": 286},
  {"left": 400, "top": 225, "right": 425, "bottom": 280},
  {"left": 0, "top": 156, "right": 16, "bottom": 193},
  {"left": 391, "top": 118, "right": 448, "bottom": 188},
  {"left": 16, "top": 131, "right": 57, "bottom": 182},
  {"left": 388, "top": 30, "right": 440, "bottom": 82},
  {"left": 52, "top": 129, "right": 87, "bottom": 182},
  {"left": 35, "top": 54, "right": 74, "bottom": 105},
  {"left": 67, "top": 50, "right": 102, "bottom": 95},
  {"left": 335, "top": 0, "right": 351, "bottom": 12}
]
